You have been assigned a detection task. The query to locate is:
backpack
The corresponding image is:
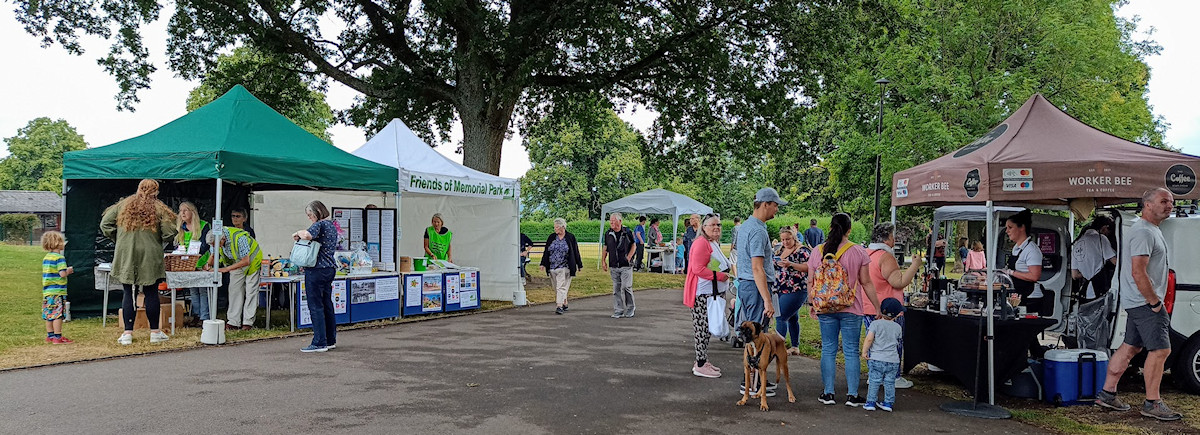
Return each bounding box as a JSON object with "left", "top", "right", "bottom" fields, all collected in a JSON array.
[{"left": 810, "top": 243, "right": 857, "bottom": 314}]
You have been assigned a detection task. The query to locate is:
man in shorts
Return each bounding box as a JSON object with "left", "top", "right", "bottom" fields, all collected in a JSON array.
[{"left": 1095, "top": 188, "right": 1182, "bottom": 421}]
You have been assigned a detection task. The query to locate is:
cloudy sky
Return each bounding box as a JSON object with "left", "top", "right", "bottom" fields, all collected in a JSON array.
[{"left": 1, "top": 0, "right": 1196, "bottom": 179}]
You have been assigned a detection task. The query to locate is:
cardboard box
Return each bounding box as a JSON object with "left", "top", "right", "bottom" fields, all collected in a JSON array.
[
  {"left": 398, "top": 256, "right": 413, "bottom": 272},
  {"left": 118, "top": 301, "right": 186, "bottom": 330}
]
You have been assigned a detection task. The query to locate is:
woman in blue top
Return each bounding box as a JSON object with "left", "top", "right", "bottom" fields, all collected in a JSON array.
[{"left": 293, "top": 200, "right": 339, "bottom": 353}]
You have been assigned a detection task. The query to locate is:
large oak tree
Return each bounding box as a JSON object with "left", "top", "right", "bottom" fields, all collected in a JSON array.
[{"left": 15, "top": 0, "right": 806, "bottom": 175}]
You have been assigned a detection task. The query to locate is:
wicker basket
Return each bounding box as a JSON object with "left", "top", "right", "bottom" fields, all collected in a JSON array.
[{"left": 164, "top": 254, "right": 200, "bottom": 271}]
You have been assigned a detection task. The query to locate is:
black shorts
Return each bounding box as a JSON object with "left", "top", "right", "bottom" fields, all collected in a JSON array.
[{"left": 1124, "top": 305, "right": 1171, "bottom": 351}]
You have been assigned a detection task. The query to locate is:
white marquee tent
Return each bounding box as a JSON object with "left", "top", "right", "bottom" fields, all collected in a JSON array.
[
  {"left": 350, "top": 119, "right": 523, "bottom": 303},
  {"left": 599, "top": 189, "right": 713, "bottom": 253}
]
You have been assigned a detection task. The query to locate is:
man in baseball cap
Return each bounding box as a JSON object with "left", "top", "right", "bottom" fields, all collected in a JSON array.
[{"left": 754, "top": 187, "right": 788, "bottom": 207}]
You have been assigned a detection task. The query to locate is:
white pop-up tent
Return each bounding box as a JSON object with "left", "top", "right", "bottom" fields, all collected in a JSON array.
[
  {"left": 600, "top": 189, "right": 713, "bottom": 251},
  {"left": 351, "top": 119, "right": 524, "bottom": 303}
]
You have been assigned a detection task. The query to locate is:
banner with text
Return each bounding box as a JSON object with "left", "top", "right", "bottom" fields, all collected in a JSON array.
[{"left": 401, "top": 170, "right": 518, "bottom": 200}]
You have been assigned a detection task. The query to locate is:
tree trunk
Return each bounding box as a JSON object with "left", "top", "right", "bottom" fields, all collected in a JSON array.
[
  {"left": 459, "top": 103, "right": 510, "bottom": 176},
  {"left": 456, "top": 56, "right": 515, "bottom": 176}
]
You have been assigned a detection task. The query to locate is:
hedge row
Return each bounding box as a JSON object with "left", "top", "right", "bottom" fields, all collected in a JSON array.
[{"left": 521, "top": 213, "right": 869, "bottom": 246}]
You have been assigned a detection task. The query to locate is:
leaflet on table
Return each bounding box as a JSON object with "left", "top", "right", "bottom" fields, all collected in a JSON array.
[
  {"left": 375, "top": 276, "right": 399, "bottom": 301},
  {"left": 422, "top": 274, "right": 443, "bottom": 312},
  {"left": 446, "top": 273, "right": 460, "bottom": 304},
  {"left": 405, "top": 275, "right": 422, "bottom": 307},
  {"left": 332, "top": 280, "right": 348, "bottom": 314}
]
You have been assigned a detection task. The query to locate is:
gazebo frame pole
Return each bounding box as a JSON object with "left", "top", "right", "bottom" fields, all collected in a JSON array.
[{"left": 985, "top": 200, "right": 996, "bottom": 405}]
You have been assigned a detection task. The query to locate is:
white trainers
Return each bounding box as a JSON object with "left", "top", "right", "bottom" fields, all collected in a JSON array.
[
  {"left": 117, "top": 333, "right": 133, "bottom": 346},
  {"left": 895, "top": 377, "right": 914, "bottom": 389},
  {"left": 149, "top": 331, "right": 170, "bottom": 343}
]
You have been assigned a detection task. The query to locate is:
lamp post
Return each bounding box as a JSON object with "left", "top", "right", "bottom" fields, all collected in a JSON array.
[{"left": 873, "top": 78, "right": 891, "bottom": 229}]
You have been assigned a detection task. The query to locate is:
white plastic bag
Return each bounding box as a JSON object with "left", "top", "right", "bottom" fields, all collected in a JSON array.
[{"left": 708, "top": 296, "right": 729, "bottom": 337}]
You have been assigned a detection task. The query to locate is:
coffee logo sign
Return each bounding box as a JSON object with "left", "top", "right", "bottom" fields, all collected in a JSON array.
[
  {"left": 1166, "top": 164, "right": 1196, "bottom": 195},
  {"left": 953, "top": 124, "right": 1008, "bottom": 158},
  {"left": 964, "top": 169, "right": 980, "bottom": 198}
]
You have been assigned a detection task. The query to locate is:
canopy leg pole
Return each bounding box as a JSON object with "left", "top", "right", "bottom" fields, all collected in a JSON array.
[
  {"left": 985, "top": 200, "right": 996, "bottom": 405},
  {"left": 210, "top": 178, "right": 224, "bottom": 322},
  {"left": 939, "top": 200, "right": 1009, "bottom": 419},
  {"left": 890, "top": 206, "right": 896, "bottom": 227},
  {"left": 672, "top": 216, "right": 679, "bottom": 274}
]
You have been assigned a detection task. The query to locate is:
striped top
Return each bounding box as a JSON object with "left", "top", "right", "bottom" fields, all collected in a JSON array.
[{"left": 42, "top": 252, "right": 68, "bottom": 296}]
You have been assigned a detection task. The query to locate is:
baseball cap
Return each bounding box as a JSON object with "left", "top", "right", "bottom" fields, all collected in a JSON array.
[
  {"left": 880, "top": 297, "right": 906, "bottom": 317},
  {"left": 754, "top": 187, "right": 788, "bottom": 206}
]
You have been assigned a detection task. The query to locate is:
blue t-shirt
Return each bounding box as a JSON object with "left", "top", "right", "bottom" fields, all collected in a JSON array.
[
  {"left": 634, "top": 224, "right": 646, "bottom": 244},
  {"left": 306, "top": 220, "right": 338, "bottom": 269},
  {"left": 736, "top": 216, "right": 775, "bottom": 282}
]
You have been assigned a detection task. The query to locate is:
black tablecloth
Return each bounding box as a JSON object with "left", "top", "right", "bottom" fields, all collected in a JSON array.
[{"left": 904, "top": 309, "right": 1056, "bottom": 395}]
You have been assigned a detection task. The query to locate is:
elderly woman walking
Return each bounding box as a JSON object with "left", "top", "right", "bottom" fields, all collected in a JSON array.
[
  {"left": 684, "top": 214, "right": 730, "bottom": 378},
  {"left": 539, "top": 218, "right": 583, "bottom": 315},
  {"left": 100, "top": 179, "right": 178, "bottom": 345}
]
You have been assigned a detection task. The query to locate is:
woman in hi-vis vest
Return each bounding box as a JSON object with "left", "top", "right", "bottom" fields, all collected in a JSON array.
[{"left": 424, "top": 213, "right": 453, "bottom": 262}]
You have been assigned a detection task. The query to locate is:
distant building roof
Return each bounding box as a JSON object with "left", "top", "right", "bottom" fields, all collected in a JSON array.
[{"left": 0, "top": 190, "right": 62, "bottom": 213}]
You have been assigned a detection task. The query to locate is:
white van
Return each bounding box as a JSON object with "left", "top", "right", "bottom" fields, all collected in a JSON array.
[{"left": 1108, "top": 209, "right": 1200, "bottom": 393}]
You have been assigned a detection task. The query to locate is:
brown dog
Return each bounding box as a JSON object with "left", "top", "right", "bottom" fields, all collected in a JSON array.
[{"left": 735, "top": 321, "right": 796, "bottom": 411}]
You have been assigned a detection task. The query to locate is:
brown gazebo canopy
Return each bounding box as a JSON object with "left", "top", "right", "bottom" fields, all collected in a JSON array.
[{"left": 892, "top": 94, "right": 1200, "bottom": 207}]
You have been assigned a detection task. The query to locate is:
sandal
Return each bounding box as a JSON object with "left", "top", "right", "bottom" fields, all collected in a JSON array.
[{"left": 787, "top": 347, "right": 801, "bottom": 356}]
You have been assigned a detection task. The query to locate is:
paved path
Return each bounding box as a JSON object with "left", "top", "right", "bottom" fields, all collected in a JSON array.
[{"left": 0, "top": 289, "right": 1043, "bottom": 434}]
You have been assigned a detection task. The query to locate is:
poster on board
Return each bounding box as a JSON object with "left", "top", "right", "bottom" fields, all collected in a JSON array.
[
  {"left": 405, "top": 275, "right": 421, "bottom": 307},
  {"left": 445, "top": 273, "right": 460, "bottom": 304},
  {"left": 351, "top": 279, "right": 376, "bottom": 303},
  {"left": 333, "top": 281, "right": 348, "bottom": 314},
  {"left": 422, "top": 274, "right": 443, "bottom": 312},
  {"left": 376, "top": 276, "right": 400, "bottom": 301},
  {"left": 299, "top": 280, "right": 312, "bottom": 325}
]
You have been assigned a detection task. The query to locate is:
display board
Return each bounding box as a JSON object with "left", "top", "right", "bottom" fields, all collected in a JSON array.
[
  {"left": 445, "top": 268, "right": 481, "bottom": 312},
  {"left": 349, "top": 275, "right": 401, "bottom": 322},
  {"left": 297, "top": 279, "right": 351, "bottom": 329},
  {"left": 403, "top": 272, "right": 446, "bottom": 316},
  {"left": 332, "top": 207, "right": 397, "bottom": 266}
]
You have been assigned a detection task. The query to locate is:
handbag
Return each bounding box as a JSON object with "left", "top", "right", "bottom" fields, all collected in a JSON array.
[
  {"left": 291, "top": 239, "right": 322, "bottom": 267},
  {"left": 708, "top": 295, "right": 729, "bottom": 337}
]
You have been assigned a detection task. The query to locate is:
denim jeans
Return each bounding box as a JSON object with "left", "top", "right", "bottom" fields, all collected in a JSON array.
[
  {"left": 819, "top": 312, "right": 862, "bottom": 396},
  {"left": 867, "top": 360, "right": 900, "bottom": 403},
  {"left": 188, "top": 287, "right": 210, "bottom": 320},
  {"left": 775, "top": 291, "right": 807, "bottom": 347},
  {"left": 304, "top": 267, "right": 337, "bottom": 347}
]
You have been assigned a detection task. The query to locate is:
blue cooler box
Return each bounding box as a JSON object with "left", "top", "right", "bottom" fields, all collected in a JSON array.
[{"left": 1043, "top": 349, "right": 1108, "bottom": 406}]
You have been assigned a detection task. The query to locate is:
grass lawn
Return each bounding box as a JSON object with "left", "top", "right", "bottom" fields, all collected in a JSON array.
[{"left": 0, "top": 243, "right": 682, "bottom": 370}]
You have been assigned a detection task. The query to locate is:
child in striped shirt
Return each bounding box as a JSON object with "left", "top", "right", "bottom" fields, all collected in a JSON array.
[{"left": 41, "top": 231, "right": 74, "bottom": 344}]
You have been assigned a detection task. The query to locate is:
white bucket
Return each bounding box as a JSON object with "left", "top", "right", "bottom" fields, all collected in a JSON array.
[{"left": 200, "top": 319, "right": 226, "bottom": 345}]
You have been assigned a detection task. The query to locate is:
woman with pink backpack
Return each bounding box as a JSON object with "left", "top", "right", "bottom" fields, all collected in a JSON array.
[{"left": 806, "top": 213, "right": 881, "bottom": 407}]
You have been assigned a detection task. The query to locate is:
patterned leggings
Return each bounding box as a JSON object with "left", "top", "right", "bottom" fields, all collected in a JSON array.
[{"left": 692, "top": 294, "right": 711, "bottom": 365}]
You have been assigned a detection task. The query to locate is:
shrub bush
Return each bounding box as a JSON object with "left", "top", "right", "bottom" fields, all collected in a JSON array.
[{"left": 0, "top": 214, "right": 37, "bottom": 244}]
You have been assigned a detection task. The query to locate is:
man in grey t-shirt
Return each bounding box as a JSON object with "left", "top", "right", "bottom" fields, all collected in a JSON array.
[
  {"left": 1097, "top": 188, "right": 1180, "bottom": 421},
  {"left": 735, "top": 188, "right": 783, "bottom": 332}
]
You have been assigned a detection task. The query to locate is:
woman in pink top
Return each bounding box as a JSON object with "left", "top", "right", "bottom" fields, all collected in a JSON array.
[
  {"left": 806, "top": 213, "right": 880, "bottom": 407},
  {"left": 964, "top": 241, "right": 986, "bottom": 271},
  {"left": 865, "top": 223, "right": 923, "bottom": 389},
  {"left": 683, "top": 214, "right": 730, "bottom": 378}
]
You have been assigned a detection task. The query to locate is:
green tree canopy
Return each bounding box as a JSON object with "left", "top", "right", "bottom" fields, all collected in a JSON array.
[
  {"left": 0, "top": 118, "right": 88, "bottom": 194},
  {"left": 792, "top": 0, "right": 1166, "bottom": 220},
  {"left": 15, "top": 0, "right": 811, "bottom": 175},
  {"left": 521, "top": 96, "right": 651, "bottom": 220},
  {"left": 186, "top": 47, "right": 335, "bottom": 142}
]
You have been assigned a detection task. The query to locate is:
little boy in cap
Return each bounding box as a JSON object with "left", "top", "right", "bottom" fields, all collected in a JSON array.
[{"left": 862, "top": 297, "right": 905, "bottom": 411}]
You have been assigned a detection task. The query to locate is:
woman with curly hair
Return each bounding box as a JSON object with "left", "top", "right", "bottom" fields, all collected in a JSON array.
[{"left": 100, "top": 179, "right": 178, "bottom": 345}]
